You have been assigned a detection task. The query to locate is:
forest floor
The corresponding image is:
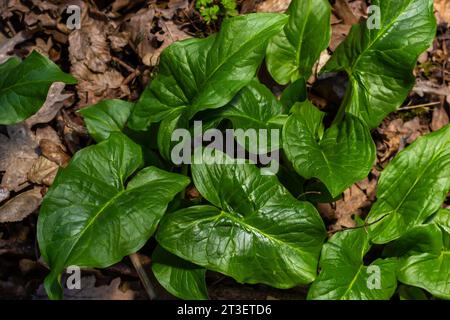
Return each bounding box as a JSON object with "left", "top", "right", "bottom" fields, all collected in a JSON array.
[{"left": 0, "top": 0, "right": 449, "bottom": 300}]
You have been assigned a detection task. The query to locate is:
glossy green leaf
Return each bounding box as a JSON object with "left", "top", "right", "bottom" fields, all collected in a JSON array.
[
  {"left": 398, "top": 285, "right": 428, "bottom": 300},
  {"left": 280, "top": 77, "right": 307, "bottom": 109},
  {"left": 323, "top": 0, "right": 436, "bottom": 128},
  {"left": 367, "top": 125, "right": 450, "bottom": 244},
  {"left": 157, "top": 149, "right": 326, "bottom": 288},
  {"left": 283, "top": 101, "right": 375, "bottom": 197},
  {"left": 387, "top": 223, "right": 450, "bottom": 299},
  {"left": 308, "top": 227, "right": 398, "bottom": 300},
  {"left": 78, "top": 99, "right": 134, "bottom": 142},
  {"left": 435, "top": 208, "right": 450, "bottom": 234},
  {"left": 266, "top": 0, "right": 331, "bottom": 84},
  {"left": 129, "top": 13, "right": 287, "bottom": 131},
  {"left": 37, "top": 133, "right": 190, "bottom": 299},
  {"left": 152, "top": 245, "right": 208, "bottom": 300},
  {"left": 0, "top": 51, "right": 76, "bottom": 125},
  {"left": 222, "top": 80, "right": 285, "bottom": 153}
]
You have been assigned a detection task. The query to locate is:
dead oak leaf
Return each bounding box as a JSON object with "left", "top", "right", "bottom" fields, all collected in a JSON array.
[
  {"left": 25, "top": 82, "right": 72, "bottom": 127},
  {"left": 334, "top": 184, "right": 371, "bottom": 228},
  {"left": 0, "top": 125, "right": 39, "bottom": 192},
  {"left": 68, "top": 9, "right": 128, "bottom": 106},
  {"left": 431, "top": 105, "right": 450, "bottom": 131},
  {"left": 0, "top": 187, "right": 42, "bottom": 223},
  {"left": 434, "top": 0, "right": 450, "bottom": 25},
  {"left": 256, "top": 0, "right": 291, "bottom": 13},
  {"left": 28, "top": 156, "right": 59, "bottom": 186}
]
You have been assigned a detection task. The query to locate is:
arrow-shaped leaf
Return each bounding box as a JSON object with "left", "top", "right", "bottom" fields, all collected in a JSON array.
[
  {"left": 129, "top": 13, "right": 287, "bottom": 131},
  {"left": 367, "top": 124, "right": 450, "bottom": 244},
  {"left": 323, "top": 0, "right": 436, "bottom": 128},
  {"left": 283, "top": 101, "right": 375, "bottom": 197},
  {"left": 266, "top": 0, "right": 331, "bottom": 84},
  {"left": 37, "top": 133, "right": 189, "bottom": 299},
  {"left": 308, "top": 227, "right": 398, "bottom": 300},
  {"left": 157, "top": 149, "right": 326, "bottom": 288}
]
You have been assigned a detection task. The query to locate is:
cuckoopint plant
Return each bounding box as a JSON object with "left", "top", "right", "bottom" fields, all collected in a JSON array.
[{"left": 0, "top": 0, "right": 448, "bottom": 300}]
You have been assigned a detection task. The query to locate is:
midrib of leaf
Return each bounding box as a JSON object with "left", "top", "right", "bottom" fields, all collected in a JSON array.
[
  {"left": 192, "top": 23, "right": 277, "bottom": 109},
  {"left": 350, "top": 0, "right": 411, "bottom": 73},
  {"left": 63, "top": 187, "right": 127, "bottom": 266},
  {"left": 0, "top": 79, "right": 56, "bottom": 96},
  {"left": 217, "top": 210, "right": 312, "bottom": 259},
  {"left": 375, "top": 140, "right": 450, "bottom": 227},
  {"left": 226, "top": 112, "right": 278, "bottom": 128},
  {"left": 293, "top": 0, "right": 312, "bottom": 76},
  {"left": 341, "top": 264, "right": 364, "bottom": 299}
]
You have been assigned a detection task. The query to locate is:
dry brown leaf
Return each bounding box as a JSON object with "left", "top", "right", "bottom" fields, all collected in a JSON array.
[
  {"left": 148, "top": 20, "right": 191, "bottom": 66},
  {"left": 28, "top": 156, "right": 59, "bottom": 186},
  {"left": 123, "top": 5, "right": 191, "bottom": 67},
  {"left": 68, "top": 6, "right": 128, "bottom": 106},
  {"left": 0, "top": 125, "right": 39, "bottom": 192},
  {"left": 159, "top": 0, "right": 190, "bottom": 19},
  {"left": 35, "top": 126, "right": 66, "bottom": 149},
  {"left": 431, "top": 105, "right": 450, "bottom": 131},
  {"left": 434, "top": 0, "right": 450, "bottom": 25},
  {"left": 256, "top": 0, "right": 291, "bottom": 13},
  {"left": 0, "top": 30, "right": 33, "bottom": 64},
  {"left": 377, "top": 117, "right": 430, "bottom": 164},
  {"left": 330, "top": 23, "right": 351, "bottom": 51},
  {"left": 25, "top": 82, "right": 72, "bottom": 127},
  {"left": 39, "top": 139, "right": 71, "bottom": 167},
  {"left": 334, "top": 185, "right": 370, "bottom": 228},
  {"left": 414, "top": 80, "right": 450, "bottom": 97},
  {"left": 330, "top": 1, "right": 367, "bottom": 51},
  {"left": 0, "top": 187, "right": 10, "bottom": 203},
  {"left": 334, "top": 0, "right": 359, "bottom": 25},
  {"left": 0, "top": 187, "right": 42, "bottom": 223},
  {"left": 123, "top": 5, "right": 155, "bottom": 66}
]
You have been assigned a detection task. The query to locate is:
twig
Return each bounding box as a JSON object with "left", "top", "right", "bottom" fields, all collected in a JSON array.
[
  {"left": 327, "top": 214, "right": 389, "bottom": 235},
  {"left": 296, "top": 191, "right": 322, "bottom": 199},
  {"left": 398, "top": 101, "right": 441, "bottom": 110},
  {"left": 112, "top": 56, "right": 135, "bottom": 73},
  {"left": 121, "top": 69, "right": 140, "bottom": 86},
  {"left": 129, "top": 253, "right": 157, "bottom": 300}
]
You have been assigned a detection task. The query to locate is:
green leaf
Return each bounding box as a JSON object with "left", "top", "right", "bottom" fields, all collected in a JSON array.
[
  {"left": 280, "top": 77, "right": 307, "bottom": 109},
  {"left": 221, "top": 80, "right": 284, "bottom": 153},
  {"left": 152, "top": 245, "right": 208, "bottom": 300},
  {"left": 398, "top": 285, "right": 428, "bottom": 300},
  {"left": 0, "top": 51, "right": 77, "bottom": 125},
  {"left": 387, "top": 223, "right": 450, "bottom": 299},
  {"left": 129, "top": 13, "right": 288, "bottom": 130},
  {"left": 367, "top": 125, "right": 450, "bottom": 244},
  {"left": 308, "top": 227, "right": 398, "bottom": 300},
  {"left": 37, "top": 133, "right": 190, "bottom": 299},
  {"left": 266, "top": 0, "right": 331, "bottom": 84},
  {"left": 435, "top": 208, "right": 450, "bottom": 234},
  {"left": 156, "top": 149, "right": 326, "bottom": 288},
  {"left": 283, "top": 101, "right": 375, "bottom": 197},
  {"left": 158, "top": 113, "right": 190, "bottom": 162},
  {"left": 323, "top": 0, "right": 436, "bottom": 128},
  {"left": 78, "top": 99, "right": 134, "bottom": 142}
]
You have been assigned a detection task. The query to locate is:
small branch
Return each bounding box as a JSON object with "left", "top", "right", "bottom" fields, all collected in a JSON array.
[
  {"left": 327, "top": 214, "right": 389, "bottom": 236},
  {"left": 398, "top": 101, "right": 441, "bottom": 110},
  {"left": 112, "top": 56, "right": 135, "bottom": 73},
  {"left": 296, "top": 191, "right": 322, "bottom": 199},
  {"left": 129, "top": 253, "right": 157, "bottom": 300}
]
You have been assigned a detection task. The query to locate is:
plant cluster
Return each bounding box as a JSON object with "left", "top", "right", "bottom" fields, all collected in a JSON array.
[
  {"left": 0, "top": 0, "right": 448, "bottom": 300},
  {"left": 196, "top": 0, "right": 238, "bottom": 24}
]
